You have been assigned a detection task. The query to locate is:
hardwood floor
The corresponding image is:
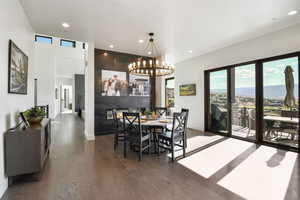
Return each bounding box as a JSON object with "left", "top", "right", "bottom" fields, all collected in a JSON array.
[{"left": 1, "top": 114, "right": 299, "bottom": 200}]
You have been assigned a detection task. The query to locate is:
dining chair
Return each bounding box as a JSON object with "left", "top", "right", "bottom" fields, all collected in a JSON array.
[
  {"left": 112, "top": 108, "right": 129, "bottom": 151},
  {"left": 154, "top": 107, "right": 167, "bottom": 117},
  {"left": 181, "top": 108, "right": 189, "bottom": 148},
  {"left": 122, "top": 112, "right": 151, "bottom": 161},
  {"left": 157, "top": 111, "right": 188, "bottom": 161},
  {"left": 35, "top": 105, "right": 49, "bottom": 118},
  {"left": 181, "top": 108, "right": 189, "bottom": 116}
]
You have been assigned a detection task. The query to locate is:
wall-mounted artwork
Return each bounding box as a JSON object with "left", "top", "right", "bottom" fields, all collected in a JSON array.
[
  {"left": 106, "top": 109, "right": 114, "bottom": 120},
  {"left": 129, "top": 75, "right": 150, "bottom": 96},
  {"left": 179, "top": 84, "right": 196, "bottom": 96},
  {"left": 101, "top": 70, "right": 128, "bottom": 96},
  {"left": 8, "top": 40, "right": 28, "bottom": 94}
]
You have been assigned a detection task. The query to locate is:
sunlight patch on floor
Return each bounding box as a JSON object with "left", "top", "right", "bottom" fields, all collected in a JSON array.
[
  {"left": 168, "top": 135, "right": 224, "bottom": 157},
  {"left": 178, "top": 139, "right": 253, "bottom": 178},
  {"left": 218, "top": 146, "right": 297, "bottom": 200}
]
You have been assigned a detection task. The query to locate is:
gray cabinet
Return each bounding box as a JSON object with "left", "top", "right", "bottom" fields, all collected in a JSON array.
[{"left": 4, "top": 119, "right": 51, "bottom": 177}]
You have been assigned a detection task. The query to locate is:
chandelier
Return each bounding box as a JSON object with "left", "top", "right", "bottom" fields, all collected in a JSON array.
[{"left": 128, "top": 33, "right": 174, "bottom": 77}]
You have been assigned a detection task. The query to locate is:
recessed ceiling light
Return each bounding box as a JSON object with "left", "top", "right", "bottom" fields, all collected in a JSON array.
[
  {"left": 288, "top": 10, "right": 298, "bottom": 16},
  {"left": 62, "top": 22, "right": 70, "bottom": 28},
  {"left": 188, "top": 50, "right": 193, "bottom": 53},
  {"left": 139, "top": 39, "right": 144, "bottom": 43},
  {"left": 109, "top": 44, "right": 114, "bottom": 48},
  {"left": 148, "top": 51, "right": 152, "bottom": 55}
]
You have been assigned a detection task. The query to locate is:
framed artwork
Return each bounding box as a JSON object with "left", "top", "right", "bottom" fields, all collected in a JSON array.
[
  {"left": 129, "top": 74, "right": 150, "bottom": 96},
  {"left": 8, "top": 40, "right": 28, "bottom": 94},
  {"left": 106, "top": 109, "right": 114, "bottom": 120},
  {"left": 179, "top": 84, "right": 196, "bottom": 96},
  {"left": 101, "top": 70, "right": 128, "bottom": 96}
]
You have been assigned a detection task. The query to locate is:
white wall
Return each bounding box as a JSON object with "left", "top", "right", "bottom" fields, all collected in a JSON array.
[
  {"left": 84, "top": 42, "right": 95, "bottom": 140},
  {"left": 175, "top": 24, "right": 300, "bottom": 131},
  {"left": 34, "top": 37, "right": 85, "bottom": 118},
  {"left": 0, "top": 0, "right": 35, "bottom": 197}
]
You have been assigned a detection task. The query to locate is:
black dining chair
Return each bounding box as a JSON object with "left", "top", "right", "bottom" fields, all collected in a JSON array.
[
  {"left": 123, "top": 112, "right": 151, "bottom": 161},
  {"left": 157, "top": 111, "right": 188, "bottom": 161},
  {"left": 154, "top": 107, "right": 168, "bottom": 117},
  {"left": 180, "top": 108, "right": 189, "bottom": 148},
  {"left": 165, "top": 108, "right": 189, "bottom": 132},
  {"left": 112, "top": 109, "right": 127, "bottom": 151},
  {"left": 35, "top": 105, "right": 49, "bottom": 118}
]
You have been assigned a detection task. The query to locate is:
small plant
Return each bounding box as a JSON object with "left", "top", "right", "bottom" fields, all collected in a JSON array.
[
  {"left": 144, "top": 110, "right": 153, "bottom": 116},
  {"left": 23, "top": 107, "right": 46, "bottom": 121}
]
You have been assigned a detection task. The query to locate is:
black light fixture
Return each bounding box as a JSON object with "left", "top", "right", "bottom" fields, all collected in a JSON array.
[{"left": 128, "top": 33, "right": 174, "bottom": 77}]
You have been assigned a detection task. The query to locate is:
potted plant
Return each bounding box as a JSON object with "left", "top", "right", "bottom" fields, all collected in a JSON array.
[
  {"left": 23, "top": 107, "right": 46, "bottom": 125},
  {"left": 144, "top": 110, "right": 152, "bottom": 119}
]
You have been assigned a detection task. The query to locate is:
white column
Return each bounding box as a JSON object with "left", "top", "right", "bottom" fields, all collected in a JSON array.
[{"left": 84, "top": 42, "right": 95, "bottom": 140}]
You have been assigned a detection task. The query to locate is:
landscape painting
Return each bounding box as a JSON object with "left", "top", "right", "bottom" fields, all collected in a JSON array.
[
  {"left": 101, "top": 70, "right": 128, "bottom": 96},
  {"left": 180, "top": 84, "right": 196, "bottom": 96},
  {"left": 8, "top": 40, "right": 28, "bottom": 94}
]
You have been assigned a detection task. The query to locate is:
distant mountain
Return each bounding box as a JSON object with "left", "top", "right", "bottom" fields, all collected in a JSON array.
[{"left": 211, "top": 84, "right": 299, "bottom": 99}]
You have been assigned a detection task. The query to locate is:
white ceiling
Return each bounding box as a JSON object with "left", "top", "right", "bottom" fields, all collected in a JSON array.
[{"left": 20, "top": 0, "right": 300, "bottom": 63}]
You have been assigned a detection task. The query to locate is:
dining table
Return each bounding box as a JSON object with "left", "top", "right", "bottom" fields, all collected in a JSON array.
[
  {"left": 264, "top": 116, "right": 298, "bottom": 124},
  {"left": 119, "top": 114, "right": 173, "bottom": 128},
  {"left": 120, "top": 115, "right": 174, "bottom": 153},
  {"left": 263, "top": 115, "right": 298, "bottom": 138}
]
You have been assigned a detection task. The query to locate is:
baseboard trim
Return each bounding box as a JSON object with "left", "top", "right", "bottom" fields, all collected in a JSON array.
[
  {"left": 0, "top": 178, "right": 8, "bottom": 199},
  {"left": 187, "top": 128, "right": 204, "bottom": 132},
  {"left": 84, "top": 130, "right": 95, "bottom": 141}
]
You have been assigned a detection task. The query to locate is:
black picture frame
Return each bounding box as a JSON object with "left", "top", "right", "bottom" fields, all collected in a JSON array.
[{"left": 8, "top": 40, "right": 28, "bottom": 95}]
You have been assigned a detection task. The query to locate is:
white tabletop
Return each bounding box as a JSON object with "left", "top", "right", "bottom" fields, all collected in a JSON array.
[
  {"left": 121, "top": 117, "right": 173, "bottom": 128},
  {"left": 264, "top": 116, "right": 298, "bottom": 124}
]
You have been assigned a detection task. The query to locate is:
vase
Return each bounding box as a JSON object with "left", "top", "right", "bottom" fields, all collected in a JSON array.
[{"left": 28, "top": 117, "right": 43, "bottom": 125}]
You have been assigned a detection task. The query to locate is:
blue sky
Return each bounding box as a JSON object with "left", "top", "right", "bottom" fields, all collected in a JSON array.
[{"left": 210, "top": 57, "right": 299, "bottom": 90}]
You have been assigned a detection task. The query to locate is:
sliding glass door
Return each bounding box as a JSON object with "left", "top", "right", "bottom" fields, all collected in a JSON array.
[
  {"left": 208, "top": 70, "right": 228, "bottom": 134},
  {"left": 205, "top": 52, "right": 299, "bottom": 151},
  {"left": 230, "top": 64, "right": 256, "bottom": 140},
  {"left": 262, "top": 57, "right": 299, "bottom": 148}
]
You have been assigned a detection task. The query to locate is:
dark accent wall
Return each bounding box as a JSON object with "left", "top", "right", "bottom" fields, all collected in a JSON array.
[
  {"left": 94, "top": 49, "right": 155, "bottom": 135},
  {"left": 74, "top": 74, "right": 85, "bottom": 112}
]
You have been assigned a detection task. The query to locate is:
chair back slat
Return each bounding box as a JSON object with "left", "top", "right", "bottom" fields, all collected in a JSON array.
[
  {"left": 155, "top": 107, "right": 167, "bottom": 117},
  {"left": 35, "top": 105, "right": 49, "bottom": 118},
  {"left": 181, "top": 108, "right": 189, "bottom": 129},
  {"left": 171, "top": 111, "right": 188, "bottom": 138},
  {"left": 122, "top": 112, "right": 141, "bottom": 135}
]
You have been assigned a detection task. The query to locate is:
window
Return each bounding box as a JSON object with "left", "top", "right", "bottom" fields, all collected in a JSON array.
[
  {"left": 205, "top": 52, "right": 300, "bottom": 151},
  {"left": 35, "top": 35, "right": 52, "bottom": 44},
  {"left": 60, "top": 39, "right": 76, "bottom": 48},
  {"left": 165, "top": 77, "right": 175, "bottom": 108}
]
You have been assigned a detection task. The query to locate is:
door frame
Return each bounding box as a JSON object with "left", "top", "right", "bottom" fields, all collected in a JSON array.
[{"left": 204, "top": 51, "right": 300, "bottom": 153}]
